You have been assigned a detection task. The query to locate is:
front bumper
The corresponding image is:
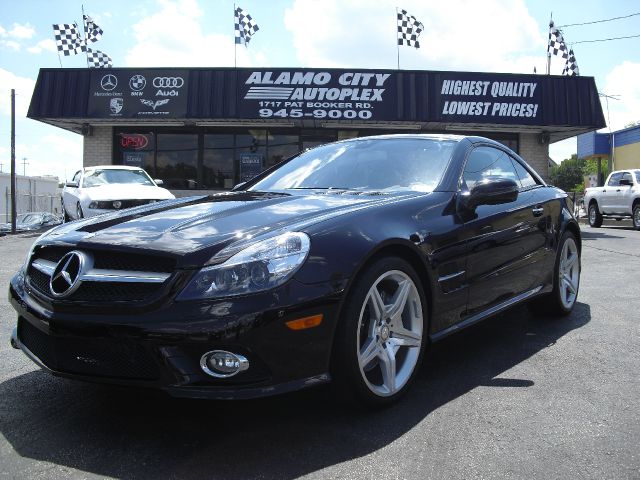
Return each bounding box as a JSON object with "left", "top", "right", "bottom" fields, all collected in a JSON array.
[{"left": 9, "top": 272, "right": 345, "bottom": 399}]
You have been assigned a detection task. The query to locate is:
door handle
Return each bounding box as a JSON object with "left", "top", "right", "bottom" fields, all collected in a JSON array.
[
  {"left": 616, "top": 189, "right": 621, "bottom": 192},
  {"left": 532, "top": 207, "right": 544, "bottom": 217}
]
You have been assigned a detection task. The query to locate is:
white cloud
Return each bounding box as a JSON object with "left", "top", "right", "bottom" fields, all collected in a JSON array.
[
  {"left": 284, "top": 0, "right": 545, "bottom": 72},
  {"left": 1, "top": 40, "right": 20, "bottom": 51},
  {"left": 602, "top": 61, "right": 640, "bottom": 131},
  {"left": 124, "top": 0, "right": 267, "bottom": 67},
  {"left": 0, "top": 68, "right": 36, "bottom": 117},
  {"left": 27, "top": 38, "right": 57, "bottom": 54},
  {"left": 8, "top": 22, "right": 35, "bottom": 40}
]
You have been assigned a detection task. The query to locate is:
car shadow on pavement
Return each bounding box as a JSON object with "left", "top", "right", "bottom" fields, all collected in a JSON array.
[
  {"left": 0, "top": 302, "right": 590, "bottom": 480},
  {"left": 580, "top": 230, "right": 626, "bottom": 240}
]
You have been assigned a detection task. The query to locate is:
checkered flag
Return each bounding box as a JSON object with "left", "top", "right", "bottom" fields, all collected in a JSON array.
[
  {"left": 562, "top": 48, "right": 579, "bottom": 76},
  {"left": 86, "top": 48, "right": 113, "bottom": 68},
  {"left": 52, "top": 22, "right": 85, "bottom": 56},
  {"left": 547, "top": 20, "right": 568, "bottom": 59},
  {"left": 83, "top": 14, "right": 103, "bottom": 43},
  {"left": 235, "top": 6, "right": 259, "bottom": 46},
  {"left": 397, "top": 9, "right": 424, "bottom": 49}
]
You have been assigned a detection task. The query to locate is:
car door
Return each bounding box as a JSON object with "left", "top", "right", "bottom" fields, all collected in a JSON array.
[
  {"left": 600, "top": 172, "right": 622, "bottom": 213},
  {"left": 460, "top": 146, "right": 550, "bottom": 317},
  {"left": 613, "top": 171, "right": 633, "bottom": 213}
]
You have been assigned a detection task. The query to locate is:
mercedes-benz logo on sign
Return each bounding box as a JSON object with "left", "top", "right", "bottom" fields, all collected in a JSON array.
[
  {"left": 129, "top": 74, "right": 146, "bottom": 91},
  {"left": 49, "top": 251, "right": 89, "bottom": 298},
  {"left": 152, "top": 77, "right": 184, "bottom": 88},
  {"left": 101, "top": 74, "right": 118, "bottom": 91}
]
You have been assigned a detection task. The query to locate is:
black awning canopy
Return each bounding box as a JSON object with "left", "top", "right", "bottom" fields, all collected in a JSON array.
[{"left": 28, "top": 67, "right": 606, "bottom": 143}]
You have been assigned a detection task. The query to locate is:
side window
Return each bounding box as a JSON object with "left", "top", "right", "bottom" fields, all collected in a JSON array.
[
  {"left": 510, "top": 158, "right": 540, "bottom": 189},
  {"left": 71, "top": 170, "right": 81, "bottom": 185},
  {"left": 608, "top": 172, "right": 622, "bottom": 186},
  {"left": 463, "top": 146, "right": 520, "bottom": 191},
  {"left": 621, "top": 172, "right": 632, "bottom": 185}
]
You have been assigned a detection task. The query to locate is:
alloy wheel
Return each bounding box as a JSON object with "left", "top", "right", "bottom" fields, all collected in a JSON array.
[
  {"left": 356, "top": 270, "right": 423, "bottom": 397},
  {"left": 559, "top": 237, "right": 580, "bottom": 309}
]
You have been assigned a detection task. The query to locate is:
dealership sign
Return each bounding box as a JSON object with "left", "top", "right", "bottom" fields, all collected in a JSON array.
[
  {"left": 436, "top": 73, "right": 541, "bottom": 125},
  {"left": 87, "top": 70, "right": 189, "bottom": 118},
  {"left": 237, "top": 70, "right": 397, "bottom": 121}
]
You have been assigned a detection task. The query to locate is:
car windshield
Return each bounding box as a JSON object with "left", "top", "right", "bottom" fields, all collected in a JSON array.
[
  {"left": 248, "top": 138, "right": 457, "bottom": 193},
  {"left": 83, "top": 169, "right": 154, "bottom": 188}
]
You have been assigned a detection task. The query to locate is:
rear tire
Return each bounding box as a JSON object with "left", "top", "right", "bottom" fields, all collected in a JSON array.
[
  {"left": 528, "top": 231, "right": 580, "bottom": 317},
  {"left": 588, "top": 203, "right": 602, "bottom": 228},
  {"left": 331, "top": 256, "right": 427, "bottom": 408},
  {"left": 633, "top": 204, "right": 640, "bottom": 230}
]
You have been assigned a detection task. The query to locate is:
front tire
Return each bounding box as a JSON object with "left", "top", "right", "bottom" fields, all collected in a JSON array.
[
  {"left": 633, "top": 204, "right": 640, "bottom": 230},
  {"left": 332, "top": 256, "right": 427, "bottom": 407},
  {"left": 76, "top": 202, "right": 84, "bottom": 219},
  {"left": 528, "top": 231, "right": 580, "bottom": 316},
  {"left": 588, "top": 202, "right": 602, "bottom": 228}
]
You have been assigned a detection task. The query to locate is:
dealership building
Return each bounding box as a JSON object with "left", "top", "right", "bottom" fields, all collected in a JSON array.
[
  {"left": 28, "top": 67, "right": 606, "bottom": 191},
  {"left": 578, "top": 124, "right": 640, "bottom": 180}
]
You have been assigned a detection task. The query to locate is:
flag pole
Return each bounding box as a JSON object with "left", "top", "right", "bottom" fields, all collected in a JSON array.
[
  {"left": 81, "top": 5, "right": 89, "bottom": 68},
  {"left": 546, "top": 13, "right": 552, "bottom": 75},
  {"left": 396, "top": 7, "right": 400, "bottom": 70},
  {"left": 234, "top": 3, "right": 237, "bottom": 68}
]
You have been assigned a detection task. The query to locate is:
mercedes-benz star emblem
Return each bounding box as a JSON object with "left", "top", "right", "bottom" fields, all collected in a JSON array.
[
  {"left": 100, "top": 74, "right": 118, "bottom": 91},
  {"left": 49, "top": 251, "right": 89, "bottom": 298}
]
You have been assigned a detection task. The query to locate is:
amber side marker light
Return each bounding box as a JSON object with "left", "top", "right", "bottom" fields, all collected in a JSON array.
[{"left": 286, "top": 314, "right": 323, "bottom": 330}]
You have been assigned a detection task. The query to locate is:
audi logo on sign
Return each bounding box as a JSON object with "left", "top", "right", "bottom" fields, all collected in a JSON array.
[{"left": 153, "top": 77, "right": 184, "bottom": 88}]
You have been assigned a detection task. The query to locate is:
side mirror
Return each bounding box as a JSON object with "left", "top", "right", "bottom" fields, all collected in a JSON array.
[
  {"left": 154, "top": 179, "right": 164, "bottom": 186},
  {"left": 65, "top": 181, "right": 78, "bottom": 188},
  {"left": 619, "top": 178, "right": 632, "bottom": 186},
  {"left": 459, "top": 177, "right": 519, "bottom": 211}
]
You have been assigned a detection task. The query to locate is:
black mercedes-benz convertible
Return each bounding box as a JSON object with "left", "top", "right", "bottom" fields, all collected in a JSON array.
[{"left": 9, "top": 134, "right": 581, "bottom": 406}]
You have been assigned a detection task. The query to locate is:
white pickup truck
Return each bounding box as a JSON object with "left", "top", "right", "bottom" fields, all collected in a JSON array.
[{"left": 584, "top": 169, "right": 640, "bottom": 229}]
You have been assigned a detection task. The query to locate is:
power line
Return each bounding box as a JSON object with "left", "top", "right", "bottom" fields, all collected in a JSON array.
[
  {"left": 571, "top": 33, "right": 640, "bottom": 45},
  {"left": 558, "top": 12, "right": 640, "bottom": 28}
]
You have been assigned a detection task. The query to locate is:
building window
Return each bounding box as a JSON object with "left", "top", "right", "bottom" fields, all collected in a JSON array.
[
  {"left": 156, "top": 134, "right": 199, "bottom": 189},
  {"left": 115, "top": 131, "right": 156, "bottom": 173},
  {"left": 203, "top": 134, "right": 235, "bottom": 189}
]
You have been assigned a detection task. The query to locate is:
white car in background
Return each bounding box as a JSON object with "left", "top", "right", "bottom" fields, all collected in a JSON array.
[{"left": 62, "top": 166, "right": 175, "bottom": 221}]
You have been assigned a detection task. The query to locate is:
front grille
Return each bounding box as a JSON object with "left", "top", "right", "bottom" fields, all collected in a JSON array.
[
  {"left": 18, "top": 319, "right": 160, "bottom": 380},
  {"left": 72, "top": 282, "right": 160, "bottom": 302},
  {"left": 26, "top": 246, "right": 175, "bottom": 304},
  {"left": 34, "top": 246, "right": 175, "bottom": 273}
]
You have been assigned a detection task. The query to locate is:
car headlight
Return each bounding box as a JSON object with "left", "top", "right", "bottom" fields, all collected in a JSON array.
[{"left": 177, "top": 232, "right": 310, "bottom": 300}]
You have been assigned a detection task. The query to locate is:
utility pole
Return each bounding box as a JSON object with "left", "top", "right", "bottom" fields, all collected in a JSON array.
[
  {"left": 21, "top": 157, "right": 29, "bottom": 176},
  {"left": 10, "top": 89, "right": 17, "bottom": 233}
]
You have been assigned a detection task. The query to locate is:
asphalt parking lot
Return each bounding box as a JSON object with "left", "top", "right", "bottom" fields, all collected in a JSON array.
[{"left": 1, "top": 221, "right": 638, "bottom": 480}]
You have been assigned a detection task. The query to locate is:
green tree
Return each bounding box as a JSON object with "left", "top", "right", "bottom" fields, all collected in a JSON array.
[{"left": 549, "top": 154, "right": 583, "bottom": 192}]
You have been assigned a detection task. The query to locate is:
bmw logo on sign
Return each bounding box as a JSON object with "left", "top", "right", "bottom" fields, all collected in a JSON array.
[{"left": 129, "top": 75, "right": 146, "bottom": 91}]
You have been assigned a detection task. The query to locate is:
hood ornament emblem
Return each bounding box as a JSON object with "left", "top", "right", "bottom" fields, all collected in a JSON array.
[{"left": 49, "top": 251, "right": 90, "bottom": 298}]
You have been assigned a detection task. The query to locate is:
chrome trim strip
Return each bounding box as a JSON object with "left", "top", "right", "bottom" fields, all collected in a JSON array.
[
  {"left": 430, "top": 285, "right": 543, "bottom": 342},
  {"left": 438, "top": 270, "right": 466, "bottom": 283},
  {"left": 80, "top": 269, "right": 170, "bottom": 283},
  {"left": 31, "top": 259, "right": 56, "bottom": 276},
  {"left": 30, "top": 259, "right": 169, "bottom": 284}
]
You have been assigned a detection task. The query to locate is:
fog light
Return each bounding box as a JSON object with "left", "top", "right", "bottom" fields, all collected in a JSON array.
[
  {"left": 112, "top": 200, "right": 122, "bottom": 209},
  {"left": 200, "top": 350, "right": 249, "bottom": 378}
]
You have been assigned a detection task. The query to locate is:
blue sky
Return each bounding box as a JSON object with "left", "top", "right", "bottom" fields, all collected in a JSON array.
[{"left": 1, "top": 0, "right": 639, "bottom": 180}]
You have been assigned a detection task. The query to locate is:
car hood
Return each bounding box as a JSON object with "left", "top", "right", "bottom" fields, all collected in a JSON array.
[
  {"left": 80, "top": 184, "right": 174, "bottom": 200},
  {"left": 42, "top": 191, "right": 420, "bottom": 264}
]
